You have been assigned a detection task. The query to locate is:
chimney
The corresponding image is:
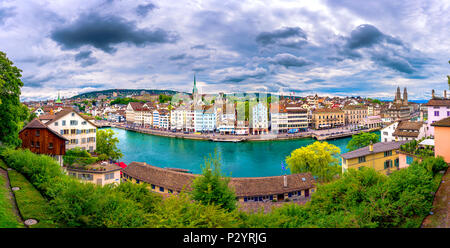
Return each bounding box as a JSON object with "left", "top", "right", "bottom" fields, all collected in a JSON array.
[
  {"left": 445, "top": 90, "right": 447, "bottom": 99},
  {"left": 283, "top": 175, "right": 287, "bottom": 188},
  {"left": 432, "top": 89, "right": 435, "bottom": 99},
  {"left": 369, "top": 141, "right": 374, "bottom": 152}
]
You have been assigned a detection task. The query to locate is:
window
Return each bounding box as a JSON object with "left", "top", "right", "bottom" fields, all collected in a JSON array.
[
  {"left": 168, "top": 189, "right": 173, "bottom": 194},
  {"left": 36, "top": 141, "right": 40, "bottom": 148},
  {"left": 55, "top": 122, "right": 58, "bottom": 126},
  {"left": 395, "top": 158, "right": 399, "bottom": 168},
  {"left": 48, "top": 143, "right": 53, "bottom": 149},
  {"left": 35, "top": 130, "right": 40, "bottom": 136},
  {"left": 151, "top": 184, "right": 155, "bottom": 190},
  {"left": 78, "top": 173, "right": 93, "bottom": 181},
  {"left": 358, "top": 156, "right": 366, "bottom": 163},
  {"left": 434, "top": 111, "right": 439, "bottom": 117},
  {"left": 406, "top": 156, "right": 414, "bottom": 165},
  {"left": 71, "top": 113, "right": 75, "bottom": 117},
  {"left": 71, "top": 129, "right": 76, "bottom": 134},
  {"left": 159, "top": 187, "right": 164, "bottom": 192},
  {"left": 384, "top": 150, "right": 392, "bottom": 157},
  {"left": 31, "top": 141, "right": 34, "bottom": 147},
  {"left": 384, "top": 160, "right": 392, "bottom": 169},
  {"left": 70, "top": 120, "right": 78, "bottom": 125},
  {"left": 105, "top": 173, "right": 115, "bottom": 180},
  {"left": 62, "top": 120, "right": 66, "bottom": 126}
]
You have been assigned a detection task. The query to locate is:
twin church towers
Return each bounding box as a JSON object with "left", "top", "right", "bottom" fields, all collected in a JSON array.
[{"left": 394, "top": 86, "right": 408, "bottom": 106}]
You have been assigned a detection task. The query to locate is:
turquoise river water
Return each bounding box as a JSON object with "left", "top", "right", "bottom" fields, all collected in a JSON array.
[{"left": 106, "top": 127, "right": 378, "bottom": 178}]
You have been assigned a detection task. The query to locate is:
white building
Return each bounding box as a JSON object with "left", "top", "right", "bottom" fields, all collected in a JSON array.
[
  {"left": 381, "top": 122, "right": 399, "bottom": 142},
  {"left": 251, "top": 102, "right": 268, "bottom": 134},
  {"left": 45, "top": 109, "right": 97, "bottom": 152},
  {"left": 194, "top": 105, "right": 216, "bottom": 132}
]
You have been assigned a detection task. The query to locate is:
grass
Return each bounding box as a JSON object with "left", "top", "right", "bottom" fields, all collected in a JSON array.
[
  {"left": 0, "top": 161, "right": 24, "bottom": 228},
  {"left": 8, "top": 170, "right": 60, "bottom": 228}
]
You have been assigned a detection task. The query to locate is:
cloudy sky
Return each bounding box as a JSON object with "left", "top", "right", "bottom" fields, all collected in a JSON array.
[{"left": 1, "top": 0, "right": 449, "bottom": 101}]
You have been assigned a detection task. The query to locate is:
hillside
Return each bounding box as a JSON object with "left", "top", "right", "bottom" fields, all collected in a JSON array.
[{"left": 71, "top": 89, "right": 186, "bottom": 99}]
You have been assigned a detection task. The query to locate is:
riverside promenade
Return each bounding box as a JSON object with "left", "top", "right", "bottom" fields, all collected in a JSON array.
[{"left": 97, "top": 121, "right": 381, "bottom": 142}]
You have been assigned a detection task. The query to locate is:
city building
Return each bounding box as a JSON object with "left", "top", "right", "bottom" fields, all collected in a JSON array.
[
  {"left": 341, "top": 141, "right": 408, "bottom": 175},
  {"left": 432, "top": 116, "right": 450, "bottom": 163},
  {"left": 381, "top": 122, "right": 399, "bottom": 142},
  {"left": 65, "top": 161, "right": 122, "bottom": 186},
  {"left": 384, "top": 87, "right": 410, "bottom": 121},
  {"left": 251, "top": 102, "right": 269, "bottom": 135},
  {"left": 423, "top": 89, "right": 450, "bottom": 137},
  {"left": 343, "top": 105, "right": 368, "bottom": 128},
  {"left": 18, "top": 119, "right": 68, "bottom": 166},
  {"left": 45, "top": 109, "right": 98, "bottom": 152},
  {"left": 312, "top": 108, "right": 345, "bottom": 129},
  {"left": 285, "top": 103, "right": 308, "bottom": 132},
  {"left": 392, "top": 121, "right": 426, "bottom": 141},
  {"left": 270, "top": 103, "right": 288, "bottom": 134},
  {"left": 194, "top": 105, "right": 217, "bottom": 132},
  {"left": 122, "top": 162, "right": 316, "bottom": 202}
]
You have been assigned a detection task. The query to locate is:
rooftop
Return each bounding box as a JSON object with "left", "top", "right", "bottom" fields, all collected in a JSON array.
[
  {"left": 341, "top": 141, "right": 408, "bottom": 160},
  {"left": 431, "top": 116, "right": 450, "bottom": 127},
  {"left": 122, "top": 162, "right": 316, "bottom": 197}
]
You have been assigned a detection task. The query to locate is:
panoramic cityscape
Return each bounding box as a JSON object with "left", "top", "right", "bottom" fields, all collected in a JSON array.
[{"left": 0, "top": 0, "right": 449, "bottom": 237}]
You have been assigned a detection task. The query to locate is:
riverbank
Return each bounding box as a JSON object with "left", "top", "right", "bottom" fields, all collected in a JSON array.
[{"left": 98, "top": 121, "right": 381, "bottom": 142}]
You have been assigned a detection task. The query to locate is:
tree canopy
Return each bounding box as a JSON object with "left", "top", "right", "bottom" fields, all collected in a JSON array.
[
  {"left": 190, "top": 150, "right": 237, "bottom": 212},
  {"left": 286, "top": 141, "right": 341, "bottom": 182},
  {"left": 95, "top": 129, "right": 123, "bottom": 161},
  {"left": 346, "top": 132, "right": 380, "bottom": 152},
  {"left": 0, "top": 51, "right": 29, "bottom": 147}
]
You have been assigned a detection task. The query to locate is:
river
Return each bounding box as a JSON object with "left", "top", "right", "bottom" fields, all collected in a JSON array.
[{"left": 106, "top": 127, "right": 377, "bottom": 177}]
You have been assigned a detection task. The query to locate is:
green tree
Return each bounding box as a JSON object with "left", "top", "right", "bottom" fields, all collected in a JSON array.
[
  {"left": 63, "top": 147, "right": 98, "bottom": 166},
  {"left": 190, "top": 150, "right": 237, "bottom": 212},
  {"left": 286, "top": 141, "right": 341, "bottom": 182},
  {"left": 0, "top": 51, "right": 28, "bottom": 147},
  {"left": 95, "top": 129, "right": 123, "bottom": 160},
  {"left": 346, "top": 132, "right": 380, "bottom": 152}
]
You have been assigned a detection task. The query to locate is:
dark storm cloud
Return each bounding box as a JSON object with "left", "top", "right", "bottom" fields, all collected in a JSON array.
[
  {"left": 50, "top": 12, "right": 178, "bottom": 53},
  {"left": 370, "top": 51, "right": 415, "bottom": 74},
  {"left": 74, "top": 50, "right": 98, "bottom": 67},
  {"left": 136, "top": 3, "right": 157, "bottom": 17},
  {"left": 0, "top": 6, "right": 16, "bottom": 25},
  {"left": 267, "top": 53, "right": 313, "bottom": 68},
  {"left": 346, "top": 24, "right": 403, "bottom": 49},
  {"left": 217, "top": 68, "right": 268, "bottom": 84},
  {"left": 256, "top": 27, "right": 307, "bottom": 48}
]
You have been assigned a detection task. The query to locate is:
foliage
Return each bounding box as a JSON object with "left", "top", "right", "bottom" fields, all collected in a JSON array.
[
  {"left": 146, "top": 192, "right": 241, "bottom": 228},
  {"left": 0, "top": 51, "right": 29, "bottom": 147},
  {"left": 110, "top": 97, "right": 144, "bottom": 106},
  {"left": 346, "top": 132, "right": 380, "bottom": 152},
  {"left": 286, "top": 141, "right": 341, "bottom": 182},
  {"left": 190, "top": 150, "right": 237, "bottom": 212},
  {"left": 158, "top": 94, "right": 172, "bottom": 103},
  {"left": 96, "top": 129, "right": 123, "bottom": 161},
  {"left": 63, "top": 147, "right": 98, "bottom": 166},
  {"left": 8, "top": 170, "right": 60, "bottom": 227},
  {"left": 400, "top": 138, "right": 435, "bottom": 158},
  {"left": 1, "top": 148, "right": 153, "bottom": 227},
  {"left": 243, "top": 157, "right": 444, "bottom": 228}
]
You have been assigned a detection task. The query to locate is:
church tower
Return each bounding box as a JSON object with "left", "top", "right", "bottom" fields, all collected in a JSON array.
[
  {"left": 403, "top": 87, "right": 408, "bottom": 105},
  {"left": 192, "top": 74, "right": 199, "bottom": 103}
]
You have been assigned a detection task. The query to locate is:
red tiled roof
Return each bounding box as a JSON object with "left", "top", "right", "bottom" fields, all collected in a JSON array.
[{"left": 123, "top": 162, "right": 316, "bottom": 197}]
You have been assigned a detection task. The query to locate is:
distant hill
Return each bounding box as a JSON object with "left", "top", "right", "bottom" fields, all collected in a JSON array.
[{"left": 70, "top": 89, "right": 187, "bottom": 99}]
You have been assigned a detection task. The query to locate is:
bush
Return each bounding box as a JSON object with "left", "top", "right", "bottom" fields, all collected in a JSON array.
[{"left": 1, "top": 148, "right": 154, "bottom": 227}]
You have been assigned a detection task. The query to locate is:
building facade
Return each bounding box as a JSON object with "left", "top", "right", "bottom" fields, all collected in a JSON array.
[
  {"left": 45, "top": 109, "right": 98, "bottom": 152},
  {"left": 341, "top": 141, "right": 408, "bottom": 175}
]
